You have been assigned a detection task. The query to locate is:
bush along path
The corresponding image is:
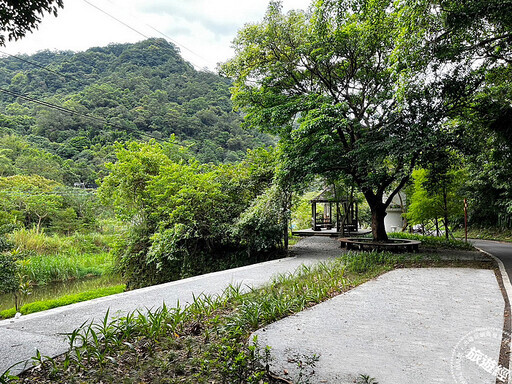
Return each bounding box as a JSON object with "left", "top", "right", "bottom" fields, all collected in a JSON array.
[{"left": 0, "top": 236, "right": 492, "bottom": 384}]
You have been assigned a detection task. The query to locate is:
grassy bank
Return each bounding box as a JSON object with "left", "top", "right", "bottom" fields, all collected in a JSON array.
[
  {"left": 10, "top": 228, "right": 113, "bottom": 256},
  {"left": 0, "top": 226, "right": 121, "bottom": 318},
  {"left": 4, "top": 247, "right": 491, "bottom": 384},
  {"left": 24, "top": 252, "right": 114, "bottom": 285},
  {"left": 0, "top": 285, "right": 126, "bottom": 319},
  {"left": 452, "top": 227, "right": 512, "bottom": 242}
]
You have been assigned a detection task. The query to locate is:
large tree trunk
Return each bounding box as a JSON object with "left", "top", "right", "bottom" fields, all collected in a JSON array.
[
  {"left": 364, "top": 190, "right": 389, "bottom": 241},
  {"left": 370, "top": 204, "right": 388, "bottom": 242}
]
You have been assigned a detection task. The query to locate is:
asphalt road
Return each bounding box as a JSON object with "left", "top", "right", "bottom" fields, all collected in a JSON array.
[{"left": 471, "top": 239, "right": 512, "bottom": 281}]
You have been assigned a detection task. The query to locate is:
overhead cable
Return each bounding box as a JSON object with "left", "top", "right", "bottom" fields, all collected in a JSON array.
[
  {"left": 0, "top": 50, "right": 84, "bottom": 84},
  {"left": 0, "top": 87, "right": 164, "bottom": 142},
  {"left": 81, "top": 0, "right": 207, "bottom": 70},
  {"left": 81, "top": 0, "right": 150, "bottom": 40},
  {"left": 146, "top": 25, "right": 210, "bottom": 68}
]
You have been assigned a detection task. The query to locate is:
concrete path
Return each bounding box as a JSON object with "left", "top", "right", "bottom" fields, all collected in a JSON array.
[
  {"left": 253, "top": 268, "right": 505, "bottom": 384},
  {"left": 0, "top": 237, "right": 340, "bottom": 375},
  {"left": 1, "top": 237, "right": 507, "bottom": 383}
]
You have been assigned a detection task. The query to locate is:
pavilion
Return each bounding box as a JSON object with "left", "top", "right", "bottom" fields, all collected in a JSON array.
[{"left": 292, "top": 187, "right": 362, "bottom": 237}]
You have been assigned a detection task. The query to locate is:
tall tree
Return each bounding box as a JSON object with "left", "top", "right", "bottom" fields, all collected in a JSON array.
[
  {"left": 222, "top": 0, "right": 445, "bottom": 241},
  {"left": 399, "top": 0, "right": 511, "bottom": 64},
  {"left": 0, "top": 0, "right": 63, "bottom": 46},
  {"left": 407, "top": 165, "right": 466, "bottom": 239},
  {"left": 400, "top": 0, "right": 512, "bottom": 226}
]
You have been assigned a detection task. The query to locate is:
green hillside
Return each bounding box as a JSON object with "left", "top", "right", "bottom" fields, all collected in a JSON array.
[{"left": 0, "top": 38, "right": 273, "bottom": 184}]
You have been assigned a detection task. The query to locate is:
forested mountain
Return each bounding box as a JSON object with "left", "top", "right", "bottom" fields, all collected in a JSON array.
[
  {"left": 0, "top": 38, "right": 273, "bottom": 184},
  {"left": 0, "top": 40, "right": 287, "bottom": 283}
]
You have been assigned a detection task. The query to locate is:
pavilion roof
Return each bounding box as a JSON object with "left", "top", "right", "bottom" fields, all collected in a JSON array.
[{"left": 310, "top": 187, "right": 348, "bottom": 203}]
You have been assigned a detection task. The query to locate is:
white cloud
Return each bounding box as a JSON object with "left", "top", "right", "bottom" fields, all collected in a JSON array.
[{"left": 1, "top": 0, "right": 311, "bottom": 71}]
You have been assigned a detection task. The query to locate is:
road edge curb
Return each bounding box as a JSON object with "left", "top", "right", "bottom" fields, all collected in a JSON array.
[{"left": 475, "top": 246, "right": 512, "bottom": 383}]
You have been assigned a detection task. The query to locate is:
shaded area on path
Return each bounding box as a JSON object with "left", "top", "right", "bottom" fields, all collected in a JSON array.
[{"left": 0, "top": 237, "right": 341, "bottom": 375}]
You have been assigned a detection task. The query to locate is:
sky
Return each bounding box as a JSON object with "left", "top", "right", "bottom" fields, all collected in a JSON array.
[{"left": 1, "top": 0, "right": 311, "bottom": 71}]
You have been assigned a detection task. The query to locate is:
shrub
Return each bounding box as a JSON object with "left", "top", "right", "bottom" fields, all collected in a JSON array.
[
  {"left": 234, "top": 185, "right": 288, "bottom": 256},
  {"left": 0, "top": 234, "right": 13, "bottom": 252},
  {"left": 0, "top": 253, "right": 17, "bottom": 294},
  {"left": 388, "top": 232, "right": 473, "bottom": 250}
]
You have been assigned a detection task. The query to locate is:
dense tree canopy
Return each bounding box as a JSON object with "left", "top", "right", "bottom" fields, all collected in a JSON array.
[
  {"left": 0, "top": 174, "right": 97, "bottom": 234},
  {"left": 0, "top": 38, "right": 274, "bottom": 184},
  {"left": 407, "top": 166, "right": 465, "bottom": 237},
  {"left": 223, "top": 0, "right": 451, "bottom": 240},
  {"left": 404, "top": 0, "right": 512, "bottom": 227},
  {"left": 98, "top": 141, "right": 285, "bottom": 288}
]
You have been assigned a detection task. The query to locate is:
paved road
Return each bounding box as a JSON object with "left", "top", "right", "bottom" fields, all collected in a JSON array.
[
  {"left": 0, "top": 237, "right": 341, "bottom": 375},
  {"left": 471, "top": 239, "right": 512, "bottom": 282},
  {"left": 251, "top": 239, "right": 510, "bottom": 383}
]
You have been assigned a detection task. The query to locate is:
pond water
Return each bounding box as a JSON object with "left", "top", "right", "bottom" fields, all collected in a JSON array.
[{"left": 0, "top": 275, "right": 125, "bottom": 312}]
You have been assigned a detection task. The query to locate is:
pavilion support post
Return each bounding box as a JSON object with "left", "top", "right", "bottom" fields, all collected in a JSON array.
[
  {"left": 312, "top": 202, "right": 317, "bottom": 230},
  {"left": 355, "top": 202, "right": 359, "bottom": 231},
  {"left": 336, "top": 202, "right": 341, "bottom": 232}
]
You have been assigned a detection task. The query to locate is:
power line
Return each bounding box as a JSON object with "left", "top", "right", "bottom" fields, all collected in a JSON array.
[
  {"left": 0, "top": 1, "right": 200, "bottom": 144},
  {"left": 0, "top": 87, "right": 114, "bottom": 125},
  {"left": 81, "top": 0, "right": 150, "bottom": 40},
  {"left": 100, "top": 0, "right": 208, "bottom": 66},
  {"left": 0, "top": 50, "right": 83, "bottom": 84},
  {"left": 81, "top": 0, "right": 207, "bottom": 70},
  {"left": 146, "top": 25, "right": 210, "bottom": 68},
  {"left": 0, "top": 87, "right": 163, "bottom": 143}
]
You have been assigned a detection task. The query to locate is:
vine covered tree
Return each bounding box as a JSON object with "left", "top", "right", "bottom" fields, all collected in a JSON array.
[
  {"left": 222, "top": 0, "right": 448, "bottom": 241},
  {"left": 0, "top": 0, "right": 63, "bottom": 46}
]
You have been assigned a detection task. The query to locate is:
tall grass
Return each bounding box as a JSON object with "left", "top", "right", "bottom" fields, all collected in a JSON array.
[
  {"left": 9, "top": 228, "right": 112, "bottom": 256},
  {"left": 25, "top": 252, "right": 115, "bottom": 285},
  {"left": 9, "top": 228, "right": 73, "bottom": 255},
  {"left": 6, "top": 228, "right": 116, "bottom": 285}
]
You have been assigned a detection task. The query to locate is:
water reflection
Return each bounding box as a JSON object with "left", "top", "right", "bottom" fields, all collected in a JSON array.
[{"left": 0, "top": 275, "right": 125, "bottom": 312}]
